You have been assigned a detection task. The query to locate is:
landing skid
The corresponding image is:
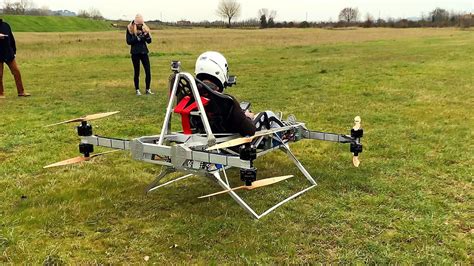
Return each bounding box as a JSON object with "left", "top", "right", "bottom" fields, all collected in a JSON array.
[{"left": 146, "top": 144, "right": 317, "bottom": 219}]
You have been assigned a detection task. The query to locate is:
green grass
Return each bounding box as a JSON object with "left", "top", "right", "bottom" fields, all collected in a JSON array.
[
  {"left": 0, "top": 28, "right": 473, "bottom": 263},
  {"left": 0, "top": 15, "right": 114, "bottom": 32}
]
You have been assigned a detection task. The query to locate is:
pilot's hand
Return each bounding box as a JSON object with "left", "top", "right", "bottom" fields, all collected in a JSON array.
[{"left": 245, "top": 110, "right": 255, "bottom": 120}]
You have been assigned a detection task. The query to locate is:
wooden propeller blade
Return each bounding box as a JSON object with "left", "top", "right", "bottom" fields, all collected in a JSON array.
[
  {"left": 43, "top": 150, "right": 120, "bottom": 169},
  {"left": 353, "top": 116, "right": 361, "bottom": 131},
  {"left": 353, "top": 156, "right": 360, "bottom": 167},
  {"left": 43, "top": 156, "right": 88, "bottom": 168},
  {"left": 82, "top": 111, "right": 120, "bottom": 121},
  {"left": 44, "top": 111, "right": 120, "bottom": 127},
  {"left": 205, "top": 137, "right": 253, "bottom": 151},
  {"left": 198, "top": 175, "right": 293, "bottom": 199},
  {"left": 206, "top": 125, "right": 295, "bottom": 151}
]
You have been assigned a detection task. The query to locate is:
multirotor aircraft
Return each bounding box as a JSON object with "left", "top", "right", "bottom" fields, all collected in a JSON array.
[{"left": 44, "top": 61, "right": 364, "bottom": 219}]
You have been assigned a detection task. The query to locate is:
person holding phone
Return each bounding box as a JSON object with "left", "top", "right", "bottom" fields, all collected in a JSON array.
[
  {"left": 0, "top": 18, "right": 30, "bottom": 99},
  {"left": 126, "top": 14, "right": 154, "bottom": 96}
]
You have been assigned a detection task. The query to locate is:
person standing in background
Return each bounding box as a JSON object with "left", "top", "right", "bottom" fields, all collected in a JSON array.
[
  {"left": 0, "top": 18, "right": 30, "bottom": 99},
  {"left": 126, "top": 14, "right": 154, "bottom": 96}
]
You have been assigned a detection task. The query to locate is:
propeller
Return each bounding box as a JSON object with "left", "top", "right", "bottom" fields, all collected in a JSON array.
[
  {"left": 198, "top": 175, "right": 293, "bottom": 199},
  {"left": 353, "top": 116, "right": 361, "bottom": 131},
  {"left": 352, "top": 156, "right": 360, "bottom": 167},
  {"left": 206, "top": 125, "right": 294, "bottom": 151},
  {"left": 43, "top": 150, "right": 119, "bottom": 169},
  {"left": 352, "top": 116, "right": 362, "bottom": 167},
  {"left": 44, "top": 111, "right": 120, "bottom": 127}
]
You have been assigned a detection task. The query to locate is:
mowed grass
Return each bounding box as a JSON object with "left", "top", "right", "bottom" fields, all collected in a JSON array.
[
  {"left": 0, "top": 28, "right": 473, "bottom": 263},
  {"left": 1, "top": 15, "right": 113, "bottom": 32}
]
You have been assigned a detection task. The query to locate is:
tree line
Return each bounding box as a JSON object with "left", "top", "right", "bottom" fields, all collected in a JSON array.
[
  {"left": 215, "top": 0, "right": 472, "bottom": 29},
  {"left": 1, "top": 0, "right": 472, "bottom": 29},
  {"left": 1, "top": 0, "right": 103, "bottom": 20}
]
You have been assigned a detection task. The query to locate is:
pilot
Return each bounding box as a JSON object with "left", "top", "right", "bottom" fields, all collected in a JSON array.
[
  {"left": 170, "top": 51, "right": 285, "bottom": 137},
  {"left": 193, "top": 51, "right": 257, "bottom": 136}
]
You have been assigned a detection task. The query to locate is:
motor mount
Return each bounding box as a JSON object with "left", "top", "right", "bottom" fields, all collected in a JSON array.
[
  {"left": 240, "top": 168, "right": 257, "bottom": 186},
  {"left": 240, "top": 144, "right": 257, "bottom": 185},
  {"left": 79, "top": 143, "right": 94, "bottom": 158},
  {"left": 239, "top": 144, "right": 257, "bottom": 162},
  {"left": 77, "top": 121, "right": 93, "bottom": 137},
  {"left": 350, "top": 128, "right": 363, "bottom": 156}
]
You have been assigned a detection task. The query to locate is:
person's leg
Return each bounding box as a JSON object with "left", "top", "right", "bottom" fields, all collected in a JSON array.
[
  {"left": 6, "top": 59, "right": 29, "bottom": 96},
  {"left": 131, "top": 54, "right": 141, "bottom": 92},
  {"left": 0, "top": 62, "right": 4, "bottom": 98},
  {"left": 141, "top": 54, "right": 152, "bottom": 93}
]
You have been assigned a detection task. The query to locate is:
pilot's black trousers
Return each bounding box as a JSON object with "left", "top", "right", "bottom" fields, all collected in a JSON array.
[{"left": 131, "top": 53, "right": 151, "bottom": 91}]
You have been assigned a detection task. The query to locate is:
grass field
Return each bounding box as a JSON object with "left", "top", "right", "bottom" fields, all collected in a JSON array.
[
  {"left": 1, "top": 15, "right": 113, "bottom": 32},
  {"left": 0, "top": 28, "right": 473, "bottom": 263}
]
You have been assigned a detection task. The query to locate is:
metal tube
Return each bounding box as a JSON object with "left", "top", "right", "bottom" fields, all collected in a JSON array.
[
  {"left": 258, "top": 185, "right": 317, "bottom": 219},
  {"left": 147, "top": 174, "right": 193, "bottom": 193},
  {"left": 158, "top": 74, "right": 180, "bottom": 145},
  {"left": 212, "top": 172, "right": 260, "bottom": 219},
  {"left": 185, "top": 73, "right": 216, "bottom": 146}
]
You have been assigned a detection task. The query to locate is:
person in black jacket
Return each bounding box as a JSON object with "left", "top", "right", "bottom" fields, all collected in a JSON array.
[
  {"left": 0, "top": 19, "right": 30, "bottom": 98},
  {"left": 126, "top": 14, "right": 153, "bottom": 96}
]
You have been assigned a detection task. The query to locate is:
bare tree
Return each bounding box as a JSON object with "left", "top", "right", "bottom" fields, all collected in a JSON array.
[
  {"left": 258, "top": 8, "right": 276, "bottom": 20},
  {"left": 38, "top": 5, "right": 51, "bottom": 16},
  {"left": 216, "top": 0, "right": 241, "bottom": 28},
  {"left": 88, "top": 7, "right": 103, "bottom": 20},
  {"left": 258, "top": 8, "right": 277, "bottom": 28},
  {"left": 363, "top": 12, "right": 374, "bottom": 27},
  {"left": 3, "top": 0, "right": 33, "bottom": 15},
  {"left": 77, "top": 7, "right": 103, "bottom": 20},
  {"left": 77, "top": 9, "right": 90, "bottom": 18},
  {"left": 430, "top": 8, "right": 449, "bottom": 23},
  {"left": 338, "top": 7, "right": 359, "bottom": 23},
  {"left": 2, "top": 0, "right": 15, "bottom": 14}
]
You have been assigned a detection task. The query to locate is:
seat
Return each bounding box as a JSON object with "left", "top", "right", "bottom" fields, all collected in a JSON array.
[
  {"left": 170, "top": 74, "right": 236, "bottom": 135},
  {"left": 174, "top": 96, "right": 210, "bottom": 134}
]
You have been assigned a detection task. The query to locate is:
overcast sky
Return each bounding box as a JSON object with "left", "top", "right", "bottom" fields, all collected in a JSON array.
[{"left": 20, "top": 0, "right": 474, "bottom": 21}]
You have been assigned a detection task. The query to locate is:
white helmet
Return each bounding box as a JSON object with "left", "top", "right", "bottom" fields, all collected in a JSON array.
[{"left": 195, "top": 51, "right": 229, "bottom": 90}]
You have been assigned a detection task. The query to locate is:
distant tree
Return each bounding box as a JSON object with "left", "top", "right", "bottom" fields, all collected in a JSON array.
[
  {"left": 338, "top": 7, "right": 359, "bottom": 23},
  {"left": 3, "top": 0, "right": 33, "bottom": 15},
  {"left": 430, "top": 8, "right": 449, "bottom": 23},
  {"left": 258, "top": 8, "right": 276, "bottom": 28},
  {"left": 2, "top": 1, "right": 15, "bottom": 14},
  {"left": 77, "top": 7, "right": 103, "bottom": 20},
  {"left": 77, "top": 9, "right": 90, "bottom": 18},
  {"left": 88, "top": 7, "right": 103, "bottom": 20},
  {"left": 459, "top": 14, "right": 473, "bottom": 28},
  {"left": 299, "top": 21, "right": 310, "bottom": 28},
  {"left": 376, "top": 18, "right": 386, "bottom": 27},
  {"left": 268, "top": 17, "right": 275, "bottom": 28},
  {"left": 363, "top": 12, "right": 374, "bottom": 27},
  {"left": 216, "top": 0, "right": 241, "bottom": 28},
  {"left": 38, "top": 5, "right": 51, "bottom": 16},
  {"left": 259, "top": 14, "right": 267, "bottom": 28}
]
